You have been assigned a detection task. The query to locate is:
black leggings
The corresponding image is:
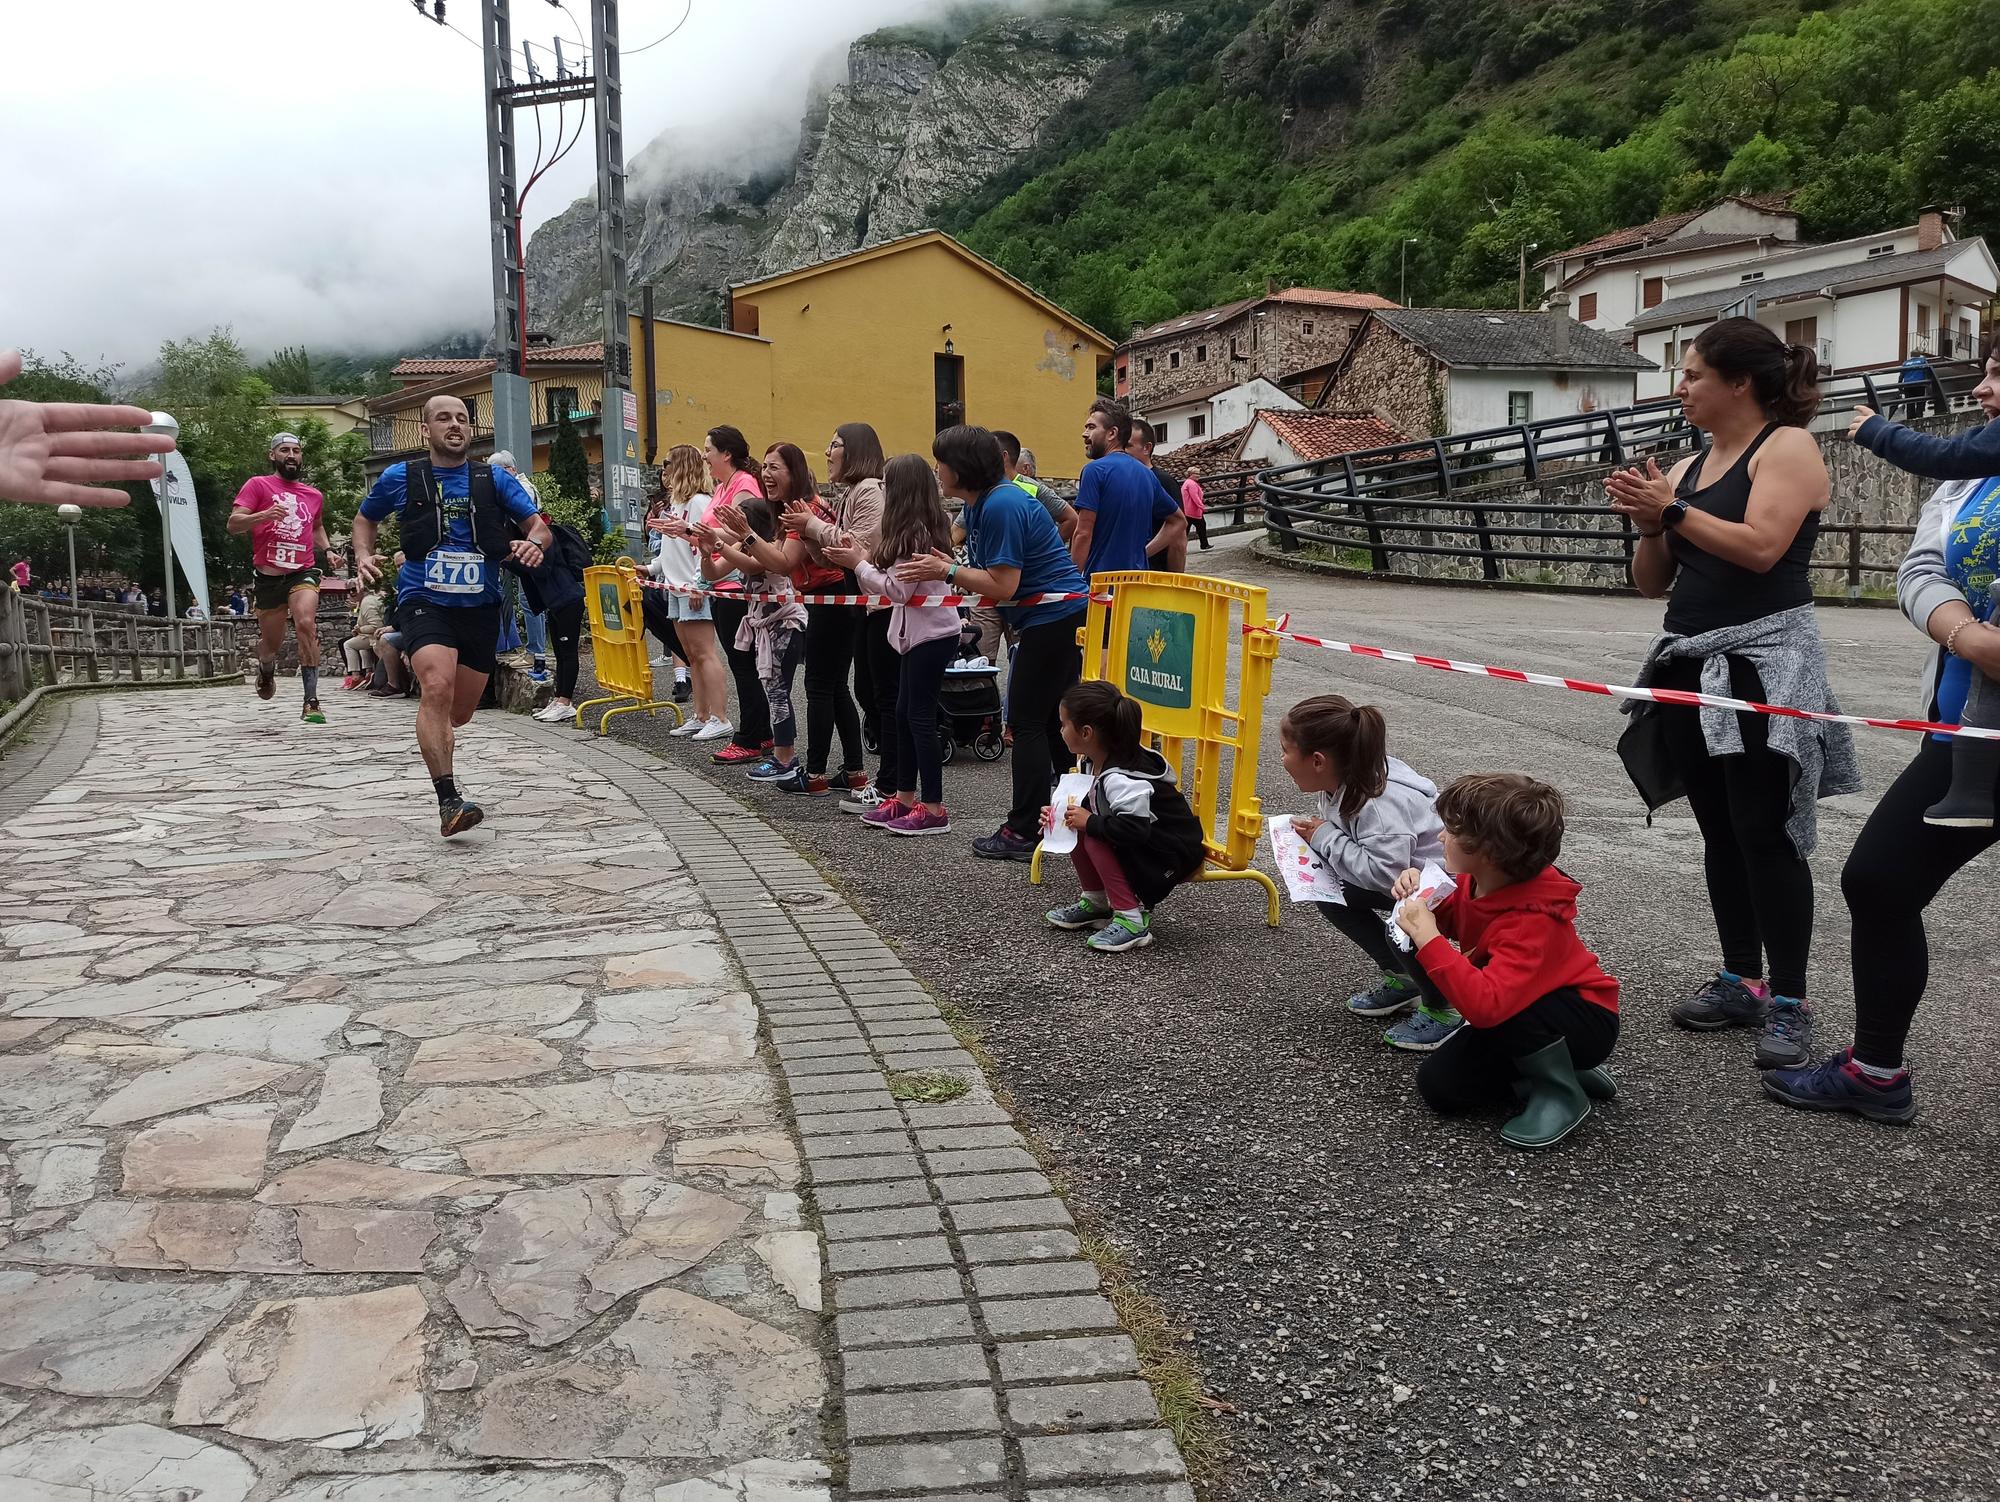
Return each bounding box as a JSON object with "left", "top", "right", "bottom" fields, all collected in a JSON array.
[
  {"left": 1189, "top": 515, "right": 1210, "bottom": 548},
  {"left": 1843, "top": 735, "right": 2000, "bottom": 1068},
  {"left": 641, "top": 596, "right": 682, "bottom": 667},
  {"left": 1317, "top": 884, "right": 1450, "bottom": 1010},
  {"left": 803, "top": 604, "right": 864, "bottom": 777},
  {"left": 710, "top": 596, "right": 770, "bottom": 749},
  {"left": 891, "top": 635, "right": 957, "bottom": 804},
  {"left": 1004, "top": 608, "right": 1086, "bottom": 839},
  {"left": 863, "top": 609, "right": 902, "bottom": 794},
  {"left": 1654, "top": 654, "right": 1815, "bottom": 998},
  {"left": 547, "top": 599, "right": 585, "bottom": 700},
  {"left": 1416, "top": 989, "right": 1619, "bottom": 1115}
]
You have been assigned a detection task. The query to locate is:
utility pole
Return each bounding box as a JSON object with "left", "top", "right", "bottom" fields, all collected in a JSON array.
[
  {"left": 591, "top": 0, "right": 642, "bottom": 549},
  {"left": 1517, "top": 241, "right": 1540, "bottom": 312},
  {"left": 480, "top": 0, "right": 533, "bottom": 466}
]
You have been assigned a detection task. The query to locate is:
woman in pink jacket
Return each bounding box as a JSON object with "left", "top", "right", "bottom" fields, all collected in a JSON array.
[
  {"left": 825, "top": 454, "right": 959, "bottom": 836},
  {"left": 1180, "top": 467, "right": 1210, "bottom": 552}
]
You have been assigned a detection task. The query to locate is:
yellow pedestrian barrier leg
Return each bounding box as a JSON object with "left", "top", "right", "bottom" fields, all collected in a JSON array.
[
  {"left": 575, "top": 693, "right": 632, "bottom": 731},
  {"left": 598, "top": 699, "right": 686, "bottom": 736}
]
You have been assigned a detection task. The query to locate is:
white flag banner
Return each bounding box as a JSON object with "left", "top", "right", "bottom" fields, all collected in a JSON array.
[{"left": 150, "top": 452, "right": 209, "bottom": 610}]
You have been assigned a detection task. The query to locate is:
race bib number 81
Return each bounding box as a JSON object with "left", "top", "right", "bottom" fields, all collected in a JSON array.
[
  {"left": 271, "top": 542, "right": 307, "bottom": 570},
  {"left": 423, "top": 550, "right": 486, "bottom": 595}
]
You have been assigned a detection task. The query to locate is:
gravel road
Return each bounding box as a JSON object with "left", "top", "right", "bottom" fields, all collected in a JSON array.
[{"left": 582, "top": 537, "right": 2000, "bottom": 1502}]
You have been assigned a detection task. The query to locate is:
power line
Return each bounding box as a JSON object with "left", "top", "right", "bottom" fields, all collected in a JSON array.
[
  {"left": 398, "top": 0, "right": 481, "bottom": 52},
  {"left": 624, "top": 0, "right": 692, "bottom": 56}
]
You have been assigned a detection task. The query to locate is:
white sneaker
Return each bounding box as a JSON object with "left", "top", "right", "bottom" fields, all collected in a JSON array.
[
  {"left": 534, "top": 702, "right": 573, "bottom": 723},
  {"left": 691, "top": 717, "right": 733, "bottom": 742},
  {"left": 649, "top": 653, "right": 672, "bottom": 668},
  {"left": 668, "top": 715, "right": 704, "bottom": 738},
  {"left": 840, "top": 784, "right": 887, "bottom": 815}
]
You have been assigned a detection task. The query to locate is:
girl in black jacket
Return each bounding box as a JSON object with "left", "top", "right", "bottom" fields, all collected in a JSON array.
[{"left": 1043, "top": 680, "right": 1207, "bottom": 953}]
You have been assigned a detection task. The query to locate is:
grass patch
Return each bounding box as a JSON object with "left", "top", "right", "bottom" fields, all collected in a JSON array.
[
  {"left": 886, "top": 1070, "right": 968, "bottom": 1103},
  {"left": 1079, "top": 1227, "right": 1228, "bottom": 1488}
]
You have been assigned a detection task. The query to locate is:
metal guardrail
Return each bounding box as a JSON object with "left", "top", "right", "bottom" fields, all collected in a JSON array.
[
  {"left": 0, "top": 589, "right": 241, "bottom": 703},
  {"left": 1247, "top": 359, "right": 1983, "bottom": 587}
]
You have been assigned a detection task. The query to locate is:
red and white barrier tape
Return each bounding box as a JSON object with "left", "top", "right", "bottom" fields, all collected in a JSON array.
[
  {"left": 630, "top": 574, "right": 1109, "bottom": 611},
  {"left": 1246, "top": 624, "right": 2000, "bottom": 742}
]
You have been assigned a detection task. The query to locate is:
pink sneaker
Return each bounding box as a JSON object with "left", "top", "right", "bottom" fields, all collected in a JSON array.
[
  {"left": 860, "top": 798, "right": 909, "bottom": 829},
  {"left": 887, "top": 805, "right": 952, "bottom": 837}
]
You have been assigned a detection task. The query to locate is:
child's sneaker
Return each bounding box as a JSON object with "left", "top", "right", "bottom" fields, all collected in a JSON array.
[
  {"left": 1383, "top": 1004, "right": 1463, "bottom": 1052},
  {"left": 860, "top": 798, "right": 909, "bottom": 829},
  {"left": 1086, "top": 912, "right": 1153, "bottom": 952},
  {"left": 745, "top": 758, "right": 797, "bottom": 782},
  {"left": 1347, "top": 974, "right": 1418, "bottom": 1019},
  {"left": 1046, "top": 895, "right": 1111, "bottom": 930},
  {"left": 1761, "top": 1048, "right": 1916, "bottom": 1125},
  {"left": 887, "top": 806, "right": 951, "bottom": 836}
]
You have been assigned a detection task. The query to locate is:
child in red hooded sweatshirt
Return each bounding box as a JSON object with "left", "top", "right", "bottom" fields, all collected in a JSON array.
[{"left": 1391, "top": 772, "right": 1619, "bottom": 1150}]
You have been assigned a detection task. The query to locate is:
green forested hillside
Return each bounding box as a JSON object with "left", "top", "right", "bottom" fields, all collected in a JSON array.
[{"left": 945, "top": 0, "right": 2000, "bottom": 336}]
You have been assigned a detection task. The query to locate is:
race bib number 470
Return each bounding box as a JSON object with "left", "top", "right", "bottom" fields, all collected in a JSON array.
[{"left": 423, "top": 550, "right": 486, "bottom": 595}]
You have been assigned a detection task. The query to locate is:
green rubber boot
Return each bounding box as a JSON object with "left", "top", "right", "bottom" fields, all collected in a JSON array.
[
  {"left": 1576, "top": 1066, "right": 1617, "bottom": 1102},
  {"left": 1500, "top": 1039, "right": 1592, "bottom": 1150}
]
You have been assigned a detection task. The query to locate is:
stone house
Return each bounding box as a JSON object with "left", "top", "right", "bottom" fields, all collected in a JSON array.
[
  {"left": 1138, "top": 375, "right": 1301, "bottom": 453},
  {"left": 1114, "top": 287, "right": 1397, "bottom": 410},
  {"left": 1322, "top": 307, "right": 1656, "bottom": 439}
]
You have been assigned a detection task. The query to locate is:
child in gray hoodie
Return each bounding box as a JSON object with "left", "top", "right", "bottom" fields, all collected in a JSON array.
[{"left": 1279, "top": 695, "right": 1456, "bottom": 1052}]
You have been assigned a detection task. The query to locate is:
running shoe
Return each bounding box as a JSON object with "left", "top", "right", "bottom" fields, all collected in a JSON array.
[
  {"left": 527, "top": 669, "right": 551, "bottom": 686},
  {"left": 1754, "top": 1001, "right": 1817, "bottom": 1070},
  {"left": 691, "top": 717, "right": 734, "bottom": 742},
  {"left": 860, "top": 798, "right": 909, "bottom": 829},
  {"left": 712, "top": 742, "right": 762, "bottom": 764},
  {"left": 668, "top": 715, "right": 703, "bottom": 738},
  {"left": 301, "top": 701, "right": 326, "bottom": 725},
  {"left": 672, "top": 678, "right": 692, "bottom": 702},
  {"left": 1346, "top": 975, "right": 1418, "bottom": 1019},
  {"left": 1761, "top": 1048, "right": 1916, "bottom": 1125},
  {"left": 534, "top": 702, "right": 576, "bottom": 724},
  {"left": 841, "top": 785, "right": 888, "bottom": 815},
  {"left": 1383, "top": 1005, "right": 1464, "bottom": 1052},
  {"left": 341, "top": 674, "right": 362, "bottom": 691},
  {"left": 439, "top": 797, "right": 485, "bottom": 838},
  {"left": 971, "top": 827, "right": 1035, "bottom": 862},
  {"left": 255, "top": 663, "right": 276, "bottom": 701},
  {"left": 746, "top": 759, "right": 799, "bottom": 782},
  {"left": 776, "top": 766, "right": 832, "bottom": 796},
  {"left": 887, "top": 806, "right": 951, "bottom": 836},
  {"left": 1671, "top": 972, "right": 1767, "bottom": 1031},
  {"left": 1086, "top": 912, "right": 1153, "bottom": 953},
  {"left": 1046, "top": 895, "right": 1112, "bottom": 930}
]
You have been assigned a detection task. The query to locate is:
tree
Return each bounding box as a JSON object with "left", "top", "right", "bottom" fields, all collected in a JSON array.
[
  {"left": 1719, "top": 132, "right": 1793, "bottom": 195},
  {"left": 549, "top": 407, "right": 594, "bottom": 534},
  {"left": 258, "top": 345, "right": 315, "bottom": 395},
  {"left": 145, "top": 330, "right": 278, "bottom": 588}
]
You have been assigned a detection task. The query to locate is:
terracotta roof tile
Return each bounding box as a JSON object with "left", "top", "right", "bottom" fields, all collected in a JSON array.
[
  {"left": 1255, "top": 409, "right": 1410, "bottom": 462},
  {"left": 388, "top": 343, "right": 602, "bottom": 379}
]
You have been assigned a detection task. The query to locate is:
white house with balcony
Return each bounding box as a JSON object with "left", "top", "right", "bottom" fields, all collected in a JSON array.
[
  {"left": 1138, "top": 375, "right": 1301, "bottom": 453},
  {"left": 1626, "top": 212, "right": 1996, "bottom": 400}
]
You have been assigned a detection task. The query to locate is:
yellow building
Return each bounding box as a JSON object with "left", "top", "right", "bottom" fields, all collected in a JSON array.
[
  {"left": 367, "top": 230, "right": 1111, "bottom": 486},
  {"left": 273, "top": 395, "right": 371, "bottom": 439},
  {"left": 722, "top": 231, "right": 1113, "bottom": 475}
]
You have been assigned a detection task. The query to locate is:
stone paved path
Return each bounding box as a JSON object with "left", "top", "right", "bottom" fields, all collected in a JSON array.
[{"left": 0, "top": 688, "right": 1192, "bottom": 1501}]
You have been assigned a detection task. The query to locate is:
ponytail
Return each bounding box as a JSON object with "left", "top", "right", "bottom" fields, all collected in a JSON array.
[
  {"left": 1692, "top": 316, "right": 1821, "bottom": 427},
  {"left": 1061, "top": 680, "right": 1145, "bottom": 769},
  {"left": 1282, "top": 693, "right": 1387, "bottom": 821}
]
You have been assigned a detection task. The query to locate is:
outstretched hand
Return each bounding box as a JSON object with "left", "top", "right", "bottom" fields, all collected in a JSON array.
[
  {"left": 1847, "top": 405, "right": 1878, "bottom": 439},
  {"left": 0, "top": 349, "right": 175, "bottom": 508}
]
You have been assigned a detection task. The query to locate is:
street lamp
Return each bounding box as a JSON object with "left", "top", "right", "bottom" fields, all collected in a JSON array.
[
  {"left": 1518, "top": 241, "right": 1541, "bottom": 311},
  {"left": 141, "top": 413, "right": 179, "bottom": 620},
  {"left": 1400, "top": 238, "right": 1420, "bottom": 308},
  {"left": 56, "top": 504, "right": 81, "bottom": 606}
]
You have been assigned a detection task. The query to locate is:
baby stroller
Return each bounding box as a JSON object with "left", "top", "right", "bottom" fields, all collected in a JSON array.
[{"left": 939, "top": 616, "right": 1006, "bottom": 764}]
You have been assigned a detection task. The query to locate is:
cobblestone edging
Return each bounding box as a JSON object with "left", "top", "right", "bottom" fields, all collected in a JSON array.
[
  {"left": 0, "top": 696, "right": 97, "bottom": 822},
  {"left": 506, "top": 716, "right": 1195, "bottom": 1502}
]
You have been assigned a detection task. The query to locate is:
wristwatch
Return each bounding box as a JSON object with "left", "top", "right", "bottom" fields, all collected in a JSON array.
[{"left": 1661, "top": 498, "right": 1690, "bottom": 529}]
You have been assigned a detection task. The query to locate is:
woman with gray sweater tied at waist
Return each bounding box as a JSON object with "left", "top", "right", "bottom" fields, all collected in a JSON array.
[
  {"left": 1606, "top": 317, "right": 1858, "bottom": 1074},
  {"left": 1761, "top": 342, "right": 2000, "bottom": 1125}
]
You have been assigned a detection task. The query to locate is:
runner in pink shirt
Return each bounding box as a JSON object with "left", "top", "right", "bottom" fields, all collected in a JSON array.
[{"left": 228, "top": 432, "right": 330, "bottom": 723}]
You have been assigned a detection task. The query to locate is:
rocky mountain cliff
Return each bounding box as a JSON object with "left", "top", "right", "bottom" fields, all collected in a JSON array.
[{"left": 524, "top": 12, "right": 1132, "bottom": 342}]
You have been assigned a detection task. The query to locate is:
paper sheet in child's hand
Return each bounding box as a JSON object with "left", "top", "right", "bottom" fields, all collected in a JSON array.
[
  {"left": 1038, "top": 773, "right": 1097, "bottom": 855},
  {"left": 1267, "top": 815, "right": 1345, "bottom": 904},
  {"left": 1383, "top": 861, "right": 1457, "bottom": 952}
]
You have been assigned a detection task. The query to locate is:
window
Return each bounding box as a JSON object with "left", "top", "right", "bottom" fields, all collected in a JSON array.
[
  {"left": 1507, "top": 391, "right": 1534, "bottom": 424},
  {"left": 1642, "top": 277, "right": 1664, "bottom": 309},
  {"left": 1170, "top": 351, "right": 1181, "bottom": 370},
  {"left": 1143, "top": 357, "right": 1155, "bottom": 375},
  {"left": 1195, "top": 343, "right": 1207, "bottom": 362},
  {"left": 463, "top": 396, "right": 479, "bottom": 429},
  {"left": 1917, "top": 303, "right": 1933, "bottom": 335},
  {"left": 1229, "top": 338, "right": 1243, "bottom": 360},
  {"left": 1157, "top": 421, "right": 1170, "bottom": 442},
  {"left": 1116, "top": 362, "right": 1128, "bottom": 383},
  {"left": 1739, "top": 270, "right": 1764, "bottom": 283},
  {"left": 369, "top": 416, "right": 394, "bottom": 452},
  {"left": 545, "top": 385, "right": 579, "bottom": 425},
  {"left": 1302, "top": 320, "right": 1315, "bottom": 335},
  {"left": 1867, "top": 243, "right": 1895, "bottom": 258},
  {"left": 1784, "top": 316, "right": 1819, "bottom": 348},
  {"left": 933, "top": 353, "right": 965, "bottom": 433},
  {"left": 1577, "top": 292, "right": 1598, "bottom": 322},
  {"left": 1188, "top": 414, "right": 1207, "bottom": 438},
  {"left": 1679, "top": 338, "right": 1696, "bottom": 368}
]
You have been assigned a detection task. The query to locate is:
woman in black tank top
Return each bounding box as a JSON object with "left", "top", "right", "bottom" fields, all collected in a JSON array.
[{"left": 1606, "top": 317, "right": 1833, "bottom": 1071}]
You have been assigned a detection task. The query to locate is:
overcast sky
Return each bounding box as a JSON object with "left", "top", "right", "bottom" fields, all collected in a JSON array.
[{"left": 0, "top": 0, "right": 965, "bottom": 375}]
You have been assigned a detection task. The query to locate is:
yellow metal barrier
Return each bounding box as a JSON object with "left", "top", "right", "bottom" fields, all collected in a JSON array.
[
  {"left": 577, "top": 560, "right": 685, "bottom": 736},
  {"left": 1030, "top": 570, "right": 1281, "bottom": 926}
]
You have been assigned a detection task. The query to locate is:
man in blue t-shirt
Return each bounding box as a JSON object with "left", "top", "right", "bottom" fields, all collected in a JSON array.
[
  {"left": 353, "top": 393, "right": 551, "bottom": 837},
  {"left": 1070, "top": 397, "right": 1185, "bottom": 578}
]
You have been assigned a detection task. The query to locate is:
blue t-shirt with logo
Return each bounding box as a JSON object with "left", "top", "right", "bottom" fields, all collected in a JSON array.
[
  {"left": 1074, "top": 451, "right": 1180, "bottom": 577},
  {"left": 966, "top": 481, "right": 1089, "bottom": 629},
  {"left": 360, "top": 461, "right": 542, "bottom": 608}
]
